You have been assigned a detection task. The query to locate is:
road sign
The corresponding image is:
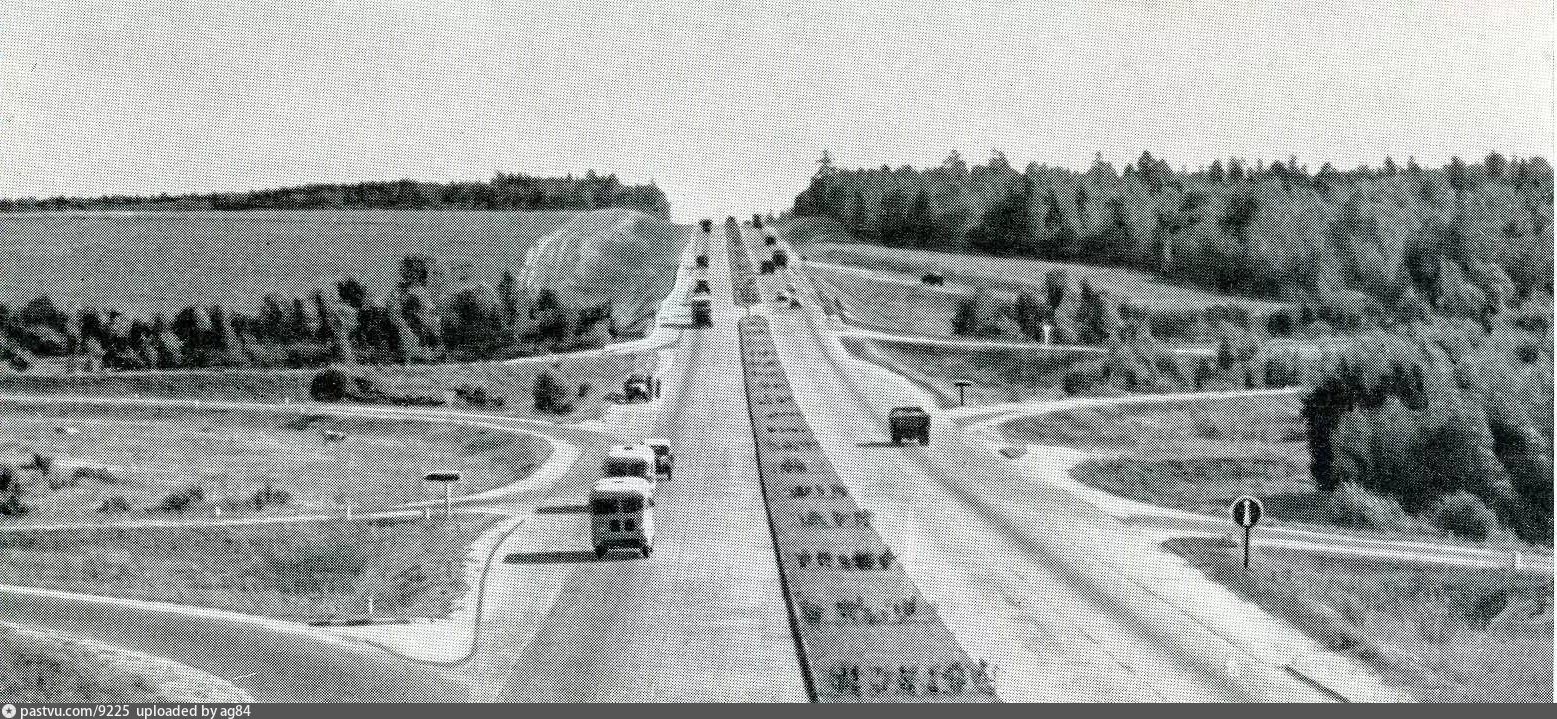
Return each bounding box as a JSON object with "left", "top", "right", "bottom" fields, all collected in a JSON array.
[
  {"left": 1231, "top": 496, "right": 1263, "bottom": 528},
  {"left": 954, "top": 380, "right": 974, "bottom": 407},
  {"left": 1230, "top": 495, "right": 1264, "bottom": 569},
  {"left": 425, "top": 471, "right": 462, "bottom": 519}
]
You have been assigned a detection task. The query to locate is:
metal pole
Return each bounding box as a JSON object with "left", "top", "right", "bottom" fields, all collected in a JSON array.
[
  {"left": 958, "top": 385, "right": 967, "bottom": 407},
  {"left": 1243, "top": 527, "right": 1251, "bottom": 569}
]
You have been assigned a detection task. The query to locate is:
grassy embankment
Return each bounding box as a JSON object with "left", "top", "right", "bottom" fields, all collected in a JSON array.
[
  {"left": 0, "top": 400, "right": 549, "bottom": 525},
  {"left": 1004, "top": 393, "right": 1553, "bottom": 702},
  {"left": 0, "top": 514, "right": 495, "bottom": 623},
  {"left": 1168, "top": 537, "right": 1553, "bottom": 703},
  {"left": 2, "top": 621, "right": 251, "bottom": 702}
]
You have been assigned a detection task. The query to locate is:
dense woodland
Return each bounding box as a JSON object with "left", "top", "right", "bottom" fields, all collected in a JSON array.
[
  {"left": 793, "top": 150, "right": 1554, "bottom": 543},
  {"left": 0, "top": 254, "right": 620, "bottom": 373},
  {"left": 0, "top": 171, "right": 670, "bottom": 218}
]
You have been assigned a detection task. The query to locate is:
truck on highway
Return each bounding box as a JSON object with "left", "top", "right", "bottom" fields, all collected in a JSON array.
[
  {"left": 591, "top": 477, "right": 655, "bottom": 558},
  {"left": 622, "top": 373, "right": 654, "bottom": 403},
  {"left": 644, "top": 438, "right": 674, "bottom": 481},
  {"left": 772, "top": 249, "right": 789, "bottom": 268},
  {"left": 764, "top": 235, "right": 777, "bottom": 246},
  {"left": 752, "top": 214, "right": 764, "bottom": 229},
  {"left": 759, "top": 260, "right": 775, "bottom": 274},
  {"left": 888, "top": 406, "right": 930, "bottom": 445},
  {"left": 690, "top": 296, "right": 713, "bottom": 326},
  {"left": 603, "top": 444, "right": 658, "bottom": 501},
  {"left": 921, "top": 272, "right": 945, "bottom": 286},
  {"left": 693, "top": 278, "right": 711, "bottom": 294},
  {"left": 696, "top": 254, "right": 709, "bottom": 269}
]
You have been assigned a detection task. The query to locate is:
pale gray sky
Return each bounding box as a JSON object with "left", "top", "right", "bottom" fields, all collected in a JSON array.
[{"left": 2, "top": 0, "right": 1551, "bottom": 222}]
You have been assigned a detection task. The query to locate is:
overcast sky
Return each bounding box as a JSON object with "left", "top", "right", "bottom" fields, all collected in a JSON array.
[{"left": 2, "top": 0, "right": 1551, "bottom": 222}]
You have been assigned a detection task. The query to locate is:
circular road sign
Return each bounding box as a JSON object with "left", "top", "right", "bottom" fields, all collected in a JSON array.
[{"left": 1230, "top": 495, "right": 1263, "bottom": 528}]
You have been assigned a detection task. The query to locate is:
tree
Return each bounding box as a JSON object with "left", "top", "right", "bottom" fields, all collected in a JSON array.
[
  {"left": 1044, "top": 268, "right": 1070, "bottom": 309},
  {"left": 878, "top": 189, "right": 907, "bottom": 247},
  {"left": 903, "top": 190, "right": 934, "bottom": 248},
  {"left": 532, "top": 369, "right": 572, "bottom": 413},
  {"left": 966, "top": 183, "right": 1030, "bottom": 256}
]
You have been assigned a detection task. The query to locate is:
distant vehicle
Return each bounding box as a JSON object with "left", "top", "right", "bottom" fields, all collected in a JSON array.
[
  {"left": 789, "top": 297, "right": 803, "bottom": 309},
  {"left": 776, "top": 292, "right": 788, "bottom": 302},
  {"left": 764, "top": 235, "right": 777, "bottom": 246},
  {"left": 604, "top": 444, "right": 657, "bottom": 483},
  {"left": 623, "top": 373, "right": 653, "bottom": 403},
  {"left": 752, "top": 215, "right": 764, "bottom": 229},
  {"left": 921, "top": 272, "right": 945, "bottom": 286},
  {"left": 772, "top": 249, "right": 789, "bottom": 268},
  {"left": 696, "top": 254, "right": 709, "bottom": 269},
  {"left": 643, "top": 439, "right": 674, "bottom": 481},
  {"left": 693, "top": 279, "right": 711, "bottom": 294},
  {"left": 690, "top": 296, "right": 713, "bottom": 326},
  {"left": 591, "top": 477, "right": 655, "bottom": 558},
  {"left": 321, "top": 429, "right": 347, "bottom": 442},
  {"left": 700, "top": 219, "right": 713, "bottom": 232},
  {"left": 888, "top": 406, "right": 931, "bottom": 445},
  {"left": 759, "top": 260, "right": 776, "bottom": 274},
  {"left": 54, "top": 426, "right": 81, "bottom": 436}
]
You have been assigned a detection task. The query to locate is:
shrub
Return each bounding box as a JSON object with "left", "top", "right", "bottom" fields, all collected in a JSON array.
[
  {"left": 250, "top": 483, "right": 292, "bottom": 512},
  {"left": 1431, "top": 491, "right": 1500, "bottom": 541},
  {"left": 98, "top": 495, "right": 132, "bottom": 513},
  {"left": 0, "top": 465, "right": 28, "bottom": 516},
  {"left": 532, "top": 369, "right": 573, "bottom": 414},
  {"left": 46, "top": 472, "right": 77, "bottom": 491},
  {"left": 73, "top": 466, "right": 124, "bottom": 484},
  {"left": 159, "top": 484, "right": 204, "bottom": 513},
  {"left": 1325, "top": 482, "right": 1413, "bottom": 532},
  {"left": 310, "top": 366, "right": 352, "bottom": 402}
]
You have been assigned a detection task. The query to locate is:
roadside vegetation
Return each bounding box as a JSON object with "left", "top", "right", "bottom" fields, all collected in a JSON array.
[
  {"left": 0, "top": 208, "right": 683, "bottom": 373},
  {"left": 0, "top": 400, "right": 549, "bottom": 525},
  {"left": 0, "top": 515, "right": 496, "bottom": 622},
  {"left": 2, "top": 622, "right": 250, "bottom": 702},
  {"left": 0, "top": 170, "right": 669, "bottom": 216},
  {"left": 1166, "top": 537, "right": 1553, "bottom": 702}
]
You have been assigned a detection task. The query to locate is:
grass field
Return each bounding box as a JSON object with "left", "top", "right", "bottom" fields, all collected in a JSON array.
[
  {"left": 2, "top": 621, "right": 249, "bottom": 702},
  {"left": 0, "top": 399, "right": 549, "bottom": 526},
  {"left": 800, "top": 241, "right": 1287, "bottom": 316},
  {"left": 0, "top": 515, "right": 496, "bottom": 622},
  {"left": 0, "top": 207, "right": 682, "bottom": 334},
  {"left": 0, "top": 347, "right": 660, "bottom": 422},
  {"left": 1167, "top": 537, "right": 1554, "bottom": 702},
  {"left": 840, "top": 336, "right": 1096, "bottom": 408}
]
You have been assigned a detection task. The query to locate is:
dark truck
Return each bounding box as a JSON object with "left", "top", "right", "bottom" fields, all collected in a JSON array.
[
  {"left": 759, "top": 260, "right": 776, "bottom": 274},
  {"left": 888, "top": 406, "right": 930, "bottom": 445},
  {"left": 693, "top": 279, "right": 711, "bottom": 294},
  {"left": 764, "top": 235, "right": 777, "bottom": 246},
  {"left": 623, "top": 373, "right": 653, "bottom": 403},
  {"left": 772, "top": 249, "right": 789, "bottom": 268},
  {"left": 696, "top": 254, "right": 709, "bottom": 269},
  {"left": 752, "top": 214, "right": 764, "bottom": 229},
  {"left": 921, "top": 272, "right": 945, "bottom": 286},
  {"left": 700, "top": 219, "right": 713, "bottom": 233}
]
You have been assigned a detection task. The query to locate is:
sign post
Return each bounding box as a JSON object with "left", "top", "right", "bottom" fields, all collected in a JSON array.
[
  {"left": 1230, "top": 495, "right": 1264, "bottom": 569},
  {"left": 425, "top": 471, "right": 462, "bottom": 520},
  {"left": 954, "top": 380, "right": 973, "bottom": 407}
]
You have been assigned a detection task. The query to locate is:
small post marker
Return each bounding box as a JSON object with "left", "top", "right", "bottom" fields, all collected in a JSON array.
[
  {"left": 954, "top": 380, "right": 973, "bottom": 407},
  {"left": 1230, "top": 495, "right": 1264, "bottom": 569},
  {"left": 424, "top": 471, "right": 462, "bottom": 520}
]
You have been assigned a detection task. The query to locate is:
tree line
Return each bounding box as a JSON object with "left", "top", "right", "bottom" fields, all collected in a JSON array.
[
  {"left": 792, "top": 150, "right": 1552, "bottom": 330},
  {"left": 0, "top": 254, "right": 619, "bottom": 372},
  {"left": 0, "top": 170, "right": 670, "bottom": 218}
]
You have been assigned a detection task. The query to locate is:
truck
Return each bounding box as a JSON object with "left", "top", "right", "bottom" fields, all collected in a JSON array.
[
  {"left": 764, "top": 235, "right": 777, "bottom": 246},
  {"left": 643, "top": 439, "right": 674, "bottom": 481},
  {"left": 759, "top": 259, "right": 775, "bottom": 274},
  {"left": 690, "top": 296, "right": 713, "bottom": 326},
  {"left": 752, "top": 214, "right": 764, "bottom": 229},
  {"left": 888, "top": 406, "right": 930, "bottom": 445},
  {"left": 693, "top": 279, "right": 711, "bottom": 294},
  {"left": 921, "top": 272, "right": 945, "bottom": 286},
  {"left": 623, "top": 373, "right": 653, "bottom": 403},
  {"left": 696, "top": 254, "right": 709, "bottom": 269},
  {"left": 700, "top": 219, "right": 713, "bottom": 233},
  {"left": 772, "top": 249, "right": 789, "bottom": 268}
]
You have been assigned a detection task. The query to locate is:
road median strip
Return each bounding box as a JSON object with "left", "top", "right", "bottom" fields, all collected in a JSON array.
[{"left": 737, "top": 316, "right": 997, "bottom": 703}]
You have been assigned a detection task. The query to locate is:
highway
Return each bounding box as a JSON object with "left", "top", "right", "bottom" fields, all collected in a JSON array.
[{"left": 745, "top": 226, "right": 1410, "bottom": 702}]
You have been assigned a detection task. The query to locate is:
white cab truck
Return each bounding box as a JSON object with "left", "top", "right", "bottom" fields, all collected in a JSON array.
[
  {"left": 590, "top": 477, "right": 655, "bottom": 558},
  {"left": 603, "top": 444, "right": 659, "bottom": 504}
]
